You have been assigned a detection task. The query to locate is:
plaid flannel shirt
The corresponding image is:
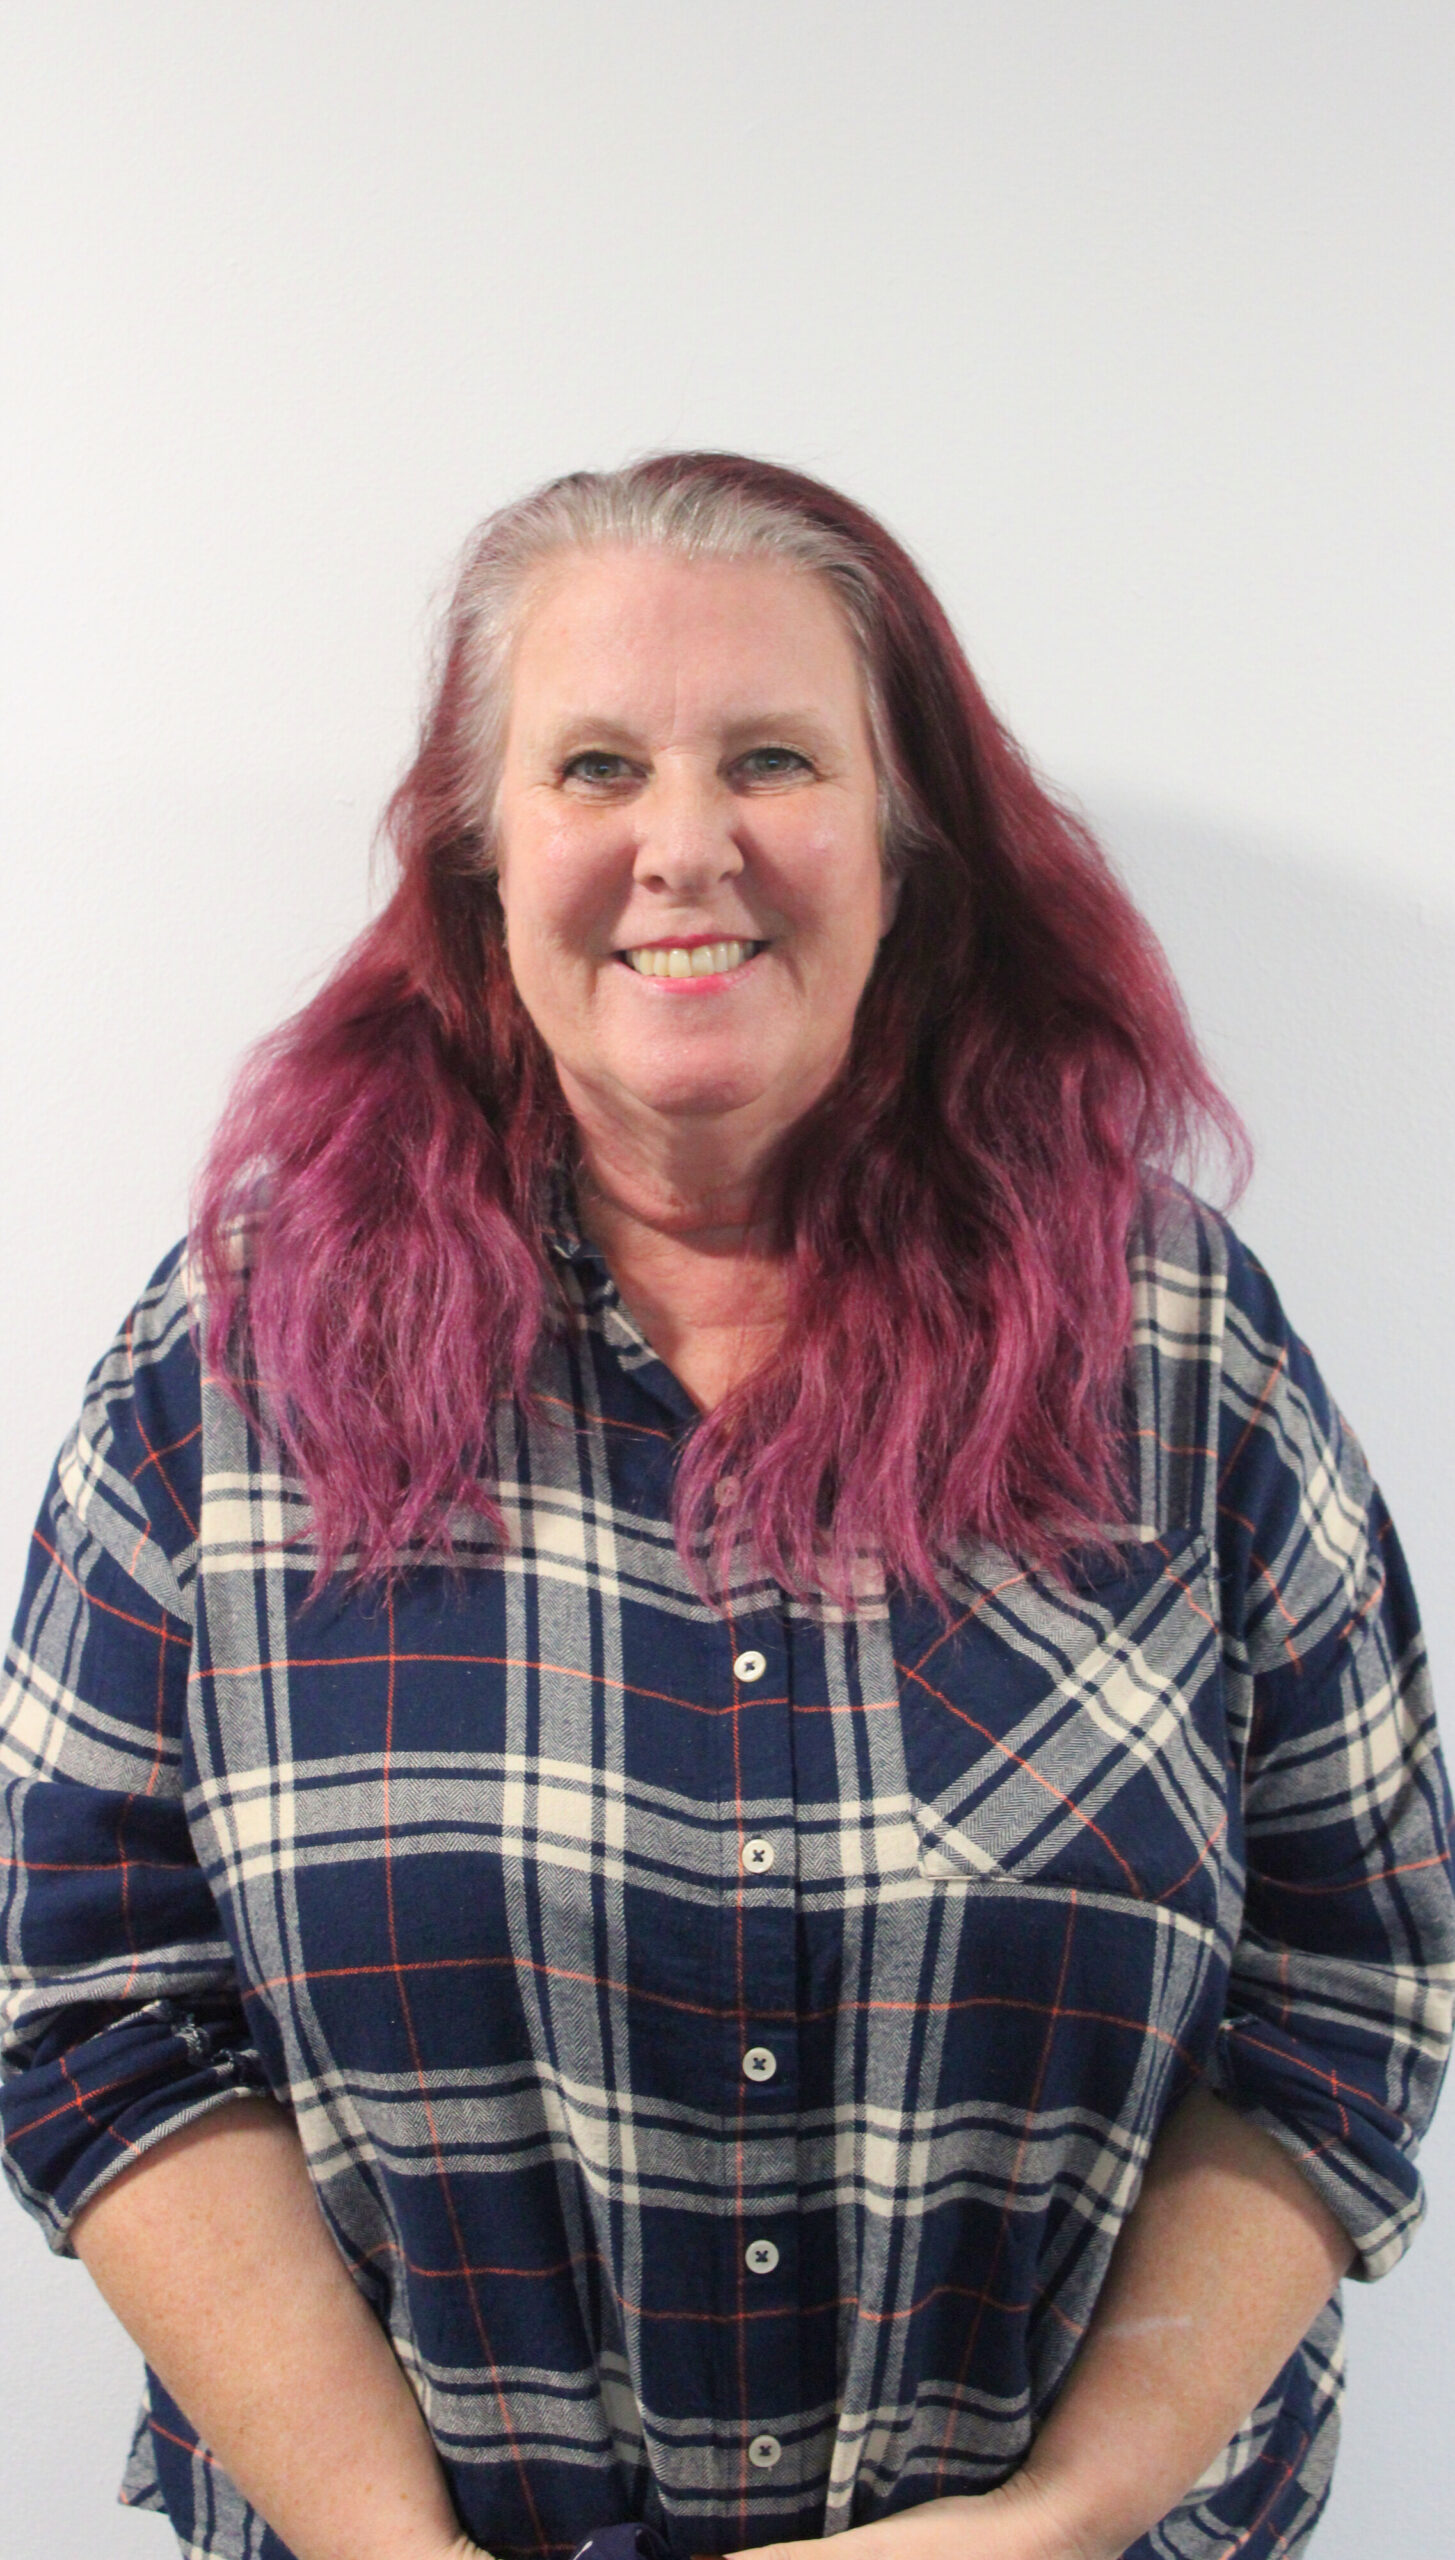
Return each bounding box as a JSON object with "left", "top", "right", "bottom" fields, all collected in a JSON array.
[{"left": 2, "top": 1185, "right": 1451, "bottom": 2560}]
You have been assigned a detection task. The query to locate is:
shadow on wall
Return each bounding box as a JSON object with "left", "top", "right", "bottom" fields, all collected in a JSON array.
[
  {"left": 1090, "top": 795, "right": 1455, "bottom": 2560},
  {"left": 1089, "top": 793, "right": 1454, "bottom": 1672}
]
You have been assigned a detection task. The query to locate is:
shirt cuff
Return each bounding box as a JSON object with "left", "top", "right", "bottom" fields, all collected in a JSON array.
[
  {"left": 0, "top": 1993, "right": 274, "bottom": 2254},
  {"left": 1207, "top": 2009, "right": 1428, "bottom": 2281}
]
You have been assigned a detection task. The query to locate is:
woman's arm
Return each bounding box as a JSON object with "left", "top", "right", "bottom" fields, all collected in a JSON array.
[
  {"left": 72, "top": 2096, "right": 486, "bottom": 2560},
  {"left": 733, "top": 2082, "right": 1352, "bottom": 2560},
  {"left": 1009, "top": 2081, "right": 1353, "bottom": 2557}
]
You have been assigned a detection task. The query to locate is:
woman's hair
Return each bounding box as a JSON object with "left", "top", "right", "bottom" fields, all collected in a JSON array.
[{"left": 194, "top": 450, "right": 1247, "bottom": 1605}]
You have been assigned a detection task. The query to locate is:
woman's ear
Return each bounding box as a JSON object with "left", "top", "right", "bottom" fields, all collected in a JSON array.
[{"left": 878, "top": 866, "right": 902, "bottom": 937}]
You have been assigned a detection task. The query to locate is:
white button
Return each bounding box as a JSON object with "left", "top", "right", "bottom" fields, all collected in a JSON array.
[
  {"left": 733, "top": 1649, "right": 767, "bottom": 1682},
  {"left": 741, "top": 1836, "right": 775, "bottom": 1874},
  {"left": 745, "top": 2237, "right": 780, "bottom": 2274},
  {"left": 747, "top": 2432, "right": 782, "bottom": 2469},
  {"left": 742, "top": 2045, "right": 777, "bottom": 2082}
]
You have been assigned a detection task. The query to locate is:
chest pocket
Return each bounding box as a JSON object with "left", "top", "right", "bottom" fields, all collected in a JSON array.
[{"left": 895, "top": 1534, "right": 1227, "bottom": 1925}]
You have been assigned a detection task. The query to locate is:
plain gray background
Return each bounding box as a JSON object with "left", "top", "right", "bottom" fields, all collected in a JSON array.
[{"left": 2, "top": 5, "right": 1451, "bottom": 2553}]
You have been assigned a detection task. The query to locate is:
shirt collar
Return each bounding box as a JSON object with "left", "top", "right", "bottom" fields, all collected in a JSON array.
[
  {"left": 542, "top": 1163, "right": 699, "bottom": 1427},
  {"left": 544, "top": 1164, "right": 608, "bottom": 1275}
]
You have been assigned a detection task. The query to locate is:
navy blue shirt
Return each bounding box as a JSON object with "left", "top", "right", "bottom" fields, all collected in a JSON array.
[{"left": 2, "top": 1186, "right": 1451, "bottom": 2560}]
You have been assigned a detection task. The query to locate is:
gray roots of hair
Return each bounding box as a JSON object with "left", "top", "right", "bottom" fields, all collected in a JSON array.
[{"left": 442, "top": 463, "right": 925, "bottom": 880}]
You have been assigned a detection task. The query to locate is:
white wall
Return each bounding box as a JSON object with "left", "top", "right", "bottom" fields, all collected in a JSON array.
[{"left": 2, "top": 5, "right": 1451, "bottom": 2552}]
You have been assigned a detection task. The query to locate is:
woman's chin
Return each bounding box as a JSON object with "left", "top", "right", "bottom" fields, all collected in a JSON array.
[
  {"left": 572, "top": 1036, "right": 787, "bottom": 1125},
  {"left": 609, "top": 1041, "right": 860, "bottom": 1141},
  {"left": 619, "top": 1073, "right": 777, "bottom": 1123}
]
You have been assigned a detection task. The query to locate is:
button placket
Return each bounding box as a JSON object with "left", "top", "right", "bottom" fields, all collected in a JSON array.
[{"left": 720, "top": 1606, "right": 801, "bottom": 2501}]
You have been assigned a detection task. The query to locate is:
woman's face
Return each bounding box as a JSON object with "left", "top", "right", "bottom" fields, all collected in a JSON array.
[{"left": 491, "top": 544, "right": 896, "bottom": 1159}]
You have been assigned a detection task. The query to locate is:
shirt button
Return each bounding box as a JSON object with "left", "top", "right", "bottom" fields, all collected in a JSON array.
[
  {"left": 747, "top": 2433, "right": 782, "bottom": 2469},
  {"left": 733, "top": 1649, "right": 767, "bottom": 1682},
  {"left": 742, "top": 2045, "right": 777, "bottom": 2082},
  {"left": 741, "top": 1836, "right": 775, "bottom": 1874},
  {"left": 745, "top": 2237, "right": 780, "bottom": 2274}
]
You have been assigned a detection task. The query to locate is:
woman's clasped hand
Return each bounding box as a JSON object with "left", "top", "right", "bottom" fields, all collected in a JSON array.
[
  {"left": 727, "top": 2482, "right": 1115, "bottom": 2560},
  {"left": 2, "top": 453, "right": 1450, "bottom": 2560},
  {"left": 456, "top": 2491, "right": 1117, "bottom": 2560}
]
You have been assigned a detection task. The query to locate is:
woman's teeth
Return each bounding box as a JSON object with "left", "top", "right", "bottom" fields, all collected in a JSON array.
[{"left": 622, "top": 939, "right": 762, "bottom": 978}]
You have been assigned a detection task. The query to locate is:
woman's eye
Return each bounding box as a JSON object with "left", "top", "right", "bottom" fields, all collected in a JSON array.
[
  {"left": 562, "top": 752, "right": 633, "bottom": 785},
  {"left": 560, "top": 747, "right": 810, "bottom": 786}
]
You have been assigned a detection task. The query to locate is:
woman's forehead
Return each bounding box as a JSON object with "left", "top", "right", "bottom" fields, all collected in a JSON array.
[{"left": 504, "top": 542, "right": 865, "bottom": 733}]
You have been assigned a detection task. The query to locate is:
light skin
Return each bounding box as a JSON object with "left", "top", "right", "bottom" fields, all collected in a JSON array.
[
  {"left": 69, "top": 545, "right": 1354, "bottom": 2557},
  {"left": 490, "top": 543, "right": 897, "bottom": 1407},
  {"left": 72, "top": 2083, "right": 1350, "bottom": 2560},
  {"left": 726, "top": 2086, "right": 1352, "bottom": 2560},
  {"left": 72, "top": 2099, "right": 479, "bottom": 2560}
]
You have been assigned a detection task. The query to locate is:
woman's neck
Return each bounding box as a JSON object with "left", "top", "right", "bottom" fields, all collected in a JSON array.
[{"left": 573, "top": 1144, "right": 790, "bottom": 1412}]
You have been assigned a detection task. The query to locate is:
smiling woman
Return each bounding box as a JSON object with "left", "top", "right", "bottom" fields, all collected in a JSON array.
[
  {"left": 1, "top": 453, "right": 1451, "bottom": 2560},
  {"left": 490, "top": 544, "right": 896, "bottom": 1409},
  {"left": 493, "top": 545, "right": 893, "bottom": 1157}
]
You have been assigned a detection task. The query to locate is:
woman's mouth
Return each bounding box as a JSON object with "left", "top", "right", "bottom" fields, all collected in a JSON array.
[{"left": 617, "top": 938, "right": 767, "bottom": 978}]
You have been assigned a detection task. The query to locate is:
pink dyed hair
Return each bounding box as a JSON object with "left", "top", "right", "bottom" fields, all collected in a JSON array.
[{"left": 194, "top": 451, "right": 1248, "bottom": 1604}]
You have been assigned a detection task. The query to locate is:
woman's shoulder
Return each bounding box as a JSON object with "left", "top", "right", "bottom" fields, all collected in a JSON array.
[
  {"left": 1129, "top": 1177, "right": 1304, "bottom": 1368},
  {"left": 1130, "top": 1182, "right": 1394, "bottom": 1651},
  {"left": 80, "top": 1234, "right": 204, "bottom": 1402},
  {"left": 1124, "top": 1179, "right": 1362, "bottom": 1556},
  {"left": 60, "top": 1237, "right": 208, "bottom": 1603},
  {"left": 1130, "top": 1179, "right": 1357, "bottom": 1465}
]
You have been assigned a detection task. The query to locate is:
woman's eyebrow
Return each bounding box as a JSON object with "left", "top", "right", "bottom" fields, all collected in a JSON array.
[
  {"left": 544, "top": 715, "right": 643, "bottom": 753},
  {"left": 718, "top": 708, "right": 841, "bottom": 752},
  {"left": 543, "top": 708, "right": 844, "bottom": 755}
]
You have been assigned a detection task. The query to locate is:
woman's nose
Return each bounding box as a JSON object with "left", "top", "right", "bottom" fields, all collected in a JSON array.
[{"left": 630, "top": 774, "right": 744, "bottom": 894}]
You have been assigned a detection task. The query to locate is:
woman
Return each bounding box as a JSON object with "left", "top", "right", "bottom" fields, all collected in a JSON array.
[{"left": 2, "top": 452, "right": 1450, "bottom": 2560}]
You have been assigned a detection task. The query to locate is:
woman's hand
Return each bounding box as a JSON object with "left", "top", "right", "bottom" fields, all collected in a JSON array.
[
  {"left": 741, "top": 2086, "right": 1350, "bottom": 2560},
  {"left": 728, "top": 2474, "right": 1116, "bottom": 2560},
  {"left": 71, "top": 2098, "right": 480, "bottom": 2560}
]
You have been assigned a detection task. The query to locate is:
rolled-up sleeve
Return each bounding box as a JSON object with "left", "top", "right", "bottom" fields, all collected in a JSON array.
[
  {"left": 0, "top": 1246, "right": 271, "bottom": 2252},
  {"left": 1209, "top": 1231, "right": 1455, "bottom": 2279}
]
